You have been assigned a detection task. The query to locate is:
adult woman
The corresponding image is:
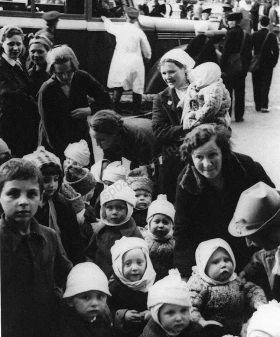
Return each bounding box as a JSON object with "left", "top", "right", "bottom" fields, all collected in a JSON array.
[
  {"left": 0, "top": 25, "right": 39, "bottom": 157},
  {"left": 28, "top": 34, "right": 52, "bottom": 98},
  {"left": 38, "top": 45, "right": 112, "bottom": 161},
  {"left": 174, "top": 124, "right": 275, "bottom": 280},
  {"left": 89, "top": 109, "right": 155, "bottom": 170},
  {"left": 152, "top": 48, "right": 195, "bottom": 203}
]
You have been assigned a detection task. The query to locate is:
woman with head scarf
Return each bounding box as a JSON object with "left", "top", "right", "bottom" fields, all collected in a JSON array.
[{"left": 152, "top": 49, "right": 195, "bottom": 203}]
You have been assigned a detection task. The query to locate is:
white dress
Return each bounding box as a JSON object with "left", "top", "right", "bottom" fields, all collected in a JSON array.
[{"left": 103, "top": 19, "right": 152, "bottom": 94}]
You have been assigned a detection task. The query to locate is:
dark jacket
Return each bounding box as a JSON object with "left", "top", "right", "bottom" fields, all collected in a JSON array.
[
  {"left": 0, "top": 55, "right": 39, "bottom": 157},
  {"left": 86, "top": 217, "right": 143, "bottom": 278},
  {"left": 0, "top": 216, "right": 72, "bottom": 337},
  {"left": 220, "top": 25, "right": 252, "bottom": 75},
  {"left": 186, "top": 35, "right": 218, "bottom": 68},
  {"left": 35, "top": 192, "right": 85, "bottom": 265},
  {"left": 103, "top": 117, "right": 156, "bottom": 168},
  {"left": 251, "top": 28, "right": 279, "bottom": 69},
  {"left": 28, "top": 62, "right": 50, "bottom": 98},
  {"left": 38, "top": 70, "right": 112, "bottom": 159},
  {"left": 108, "top": 275, "right": 148, "bottom": 337},
  {"left": 250, "top": 1, "right": 260, "bottom": 30},
  {"left": 52, "top": 304, "right": 115, "bottom": 337},
  {"left": 263, "top": 1, "right": 272, "bottom": 16},
  {"left": 174, "top": 152, "right": 275, "bottom": 279},
  {"left": 140, "top": 317, "right": 207, "bottom": 337},
  {"left": 152, "top": 87, "right": 186, "bottom": 202}
]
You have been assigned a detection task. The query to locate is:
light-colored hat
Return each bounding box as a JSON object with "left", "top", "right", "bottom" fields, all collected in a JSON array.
[
  {"left": 160, "top": 49, "right": 195, "bottom": 70},
  {"left": 228, "top": 182, "right": 280, "bottom": 237},
  {"left": 61, "top": 182, "right": 84, "bottom": 214},
  {"left": 102, "top": 161, "right": 127, "bottom": 183},
  {"left": 23, "top": 146, "right": 61, "bottom": 170},
  {"left": 64, "top": 165, "right": 96, "bottom": 196},
  {"left": 191, "top": 62, "right": 221, "bottom": 89},
  {"left": 63, "top": 262, "right": 111, "bottom": 298},
  {"left": 247, "top": 300, "right": 280, "bottom": 337},
  {"left": 0, "top": 138, "right": 11, "bottom": 155},
  {"left": 127, "top": 167, "right": 154, "bottom": 195},
  {"left": 100, "top": 180, "right": 136, "bottom": 208},
  {"left": 64, "top": 140, "right": 90, "bottom": 167},
  {"left": 90, "top": 159, "right": 110, "bottom": 184},
  {"left": 147, "top": 194, "right": 175, "bottom": 223},
  {"left": 148, "top": 269, "right": 191, "bottom": 309}
]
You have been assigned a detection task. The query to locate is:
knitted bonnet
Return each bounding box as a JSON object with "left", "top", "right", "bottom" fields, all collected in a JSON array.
[
  {"left": 64, "top": 139, "right": 90, "bottom": 167},
  {"left": 147, "top": 194, "right": 175, "bottom": 223},
  {"left": 127, "top": 167, "right": 154, "bottom": 195},
  {"left": 102, "top": 161, "right": 127, "bottom": 183},
  {"left": 64, "top": 165, "right": 96, "bottom": 196},
  {"left": 23, "top": 146, "right": 62, "bottom": 171}
]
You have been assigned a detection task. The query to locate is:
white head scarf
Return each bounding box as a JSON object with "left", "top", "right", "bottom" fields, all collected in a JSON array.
[
  {"left": 111, "top": 237, "right": 156, "bottom": 292},
  {"left": 160, "top": 49, "right": 195, "bottom": 70},
  {"left": 194, "top": 238, "right": 237, "bottom": 285},
  {"left": 189, "top": 62, "right": 222, "bottom": 90}
]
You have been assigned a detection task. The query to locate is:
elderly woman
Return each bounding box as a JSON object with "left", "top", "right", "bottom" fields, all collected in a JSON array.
[
  {"left": 89, "top": 109, "right": 156, "bottom": 170},
  {"left": 0, "top": 25, "right": 39, "bottom": 157},
  {"left": 28, "top": 34, "right": 52, "bottom": 98},
  {"left": 174, "top": 124, "right": 275, "bottom": 280},
  {"left": 152, "top": 48, "right": 195, "bottom": 203},
  {"left": 38, "top": 45, "right": 112, "bottom": 160}
]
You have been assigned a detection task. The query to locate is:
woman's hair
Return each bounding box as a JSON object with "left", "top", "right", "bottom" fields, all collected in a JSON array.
[
  {"left": 0, "top": 25, "right": 24, "bottom": 45},
  {"left": 29, "top": 34, "right": 52, "bottom": 52},
  {"left": 89, "top": 110, "right": 124, "bottom": 135},
  {"left": 158, "top": 58, "right": 185, "bottom": 70},
  {"left": 0, "top": 159, "right": 44, "bottom": 194},
  {"left": 46, "top": 45, "right": 79, "bottom": 74},
  {"left": 180, "top": 124, "right": 232, "bottom": 162}
]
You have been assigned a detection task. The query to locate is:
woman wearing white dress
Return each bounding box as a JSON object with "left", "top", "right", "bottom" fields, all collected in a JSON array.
[{"left": 101, "top": 7, "right": 152, "bottom": 115}]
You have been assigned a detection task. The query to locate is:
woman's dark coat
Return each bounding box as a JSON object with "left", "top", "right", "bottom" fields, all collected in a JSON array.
[
  {"left": 186, "top": 35, "right": 218, "bottom": 67},
  {"left": 152, "top": 87, "right": 186, "bottom": 203},
  {"left": 0, "top": 56, "right": 39, "bottom": 157},
  {"left": 174, "top": 152, "right": 275, "bottom": 279}
]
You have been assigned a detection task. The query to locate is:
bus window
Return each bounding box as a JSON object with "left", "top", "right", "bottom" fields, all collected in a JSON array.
[
  {"left": 92, "top": 0, "right": 128, "bottom": 17},
  {"left": 0, "top": 0, "right": 27, "bottom": 11}
]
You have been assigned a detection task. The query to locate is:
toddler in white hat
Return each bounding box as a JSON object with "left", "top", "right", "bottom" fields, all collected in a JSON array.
[
  {"left": 143, "top": 269, "right": 205, "bottom": 337},
  {"left": 186, "top": 238, "right": 267, "bottom": 337},
  {"left": 57, "top": 262, "right": 115, "bottom": 337},
  {"left": 141, "top": 194, "right": 175, "bottom": 281},
  {"left": 85, "top": 180, "right": 143, "bottom": 279},
  {"left": 63, "top": 139, "right": 90, "bottom": 171},
  {"left": 109, "top": 237, "right": 156, "bottom": 337}
]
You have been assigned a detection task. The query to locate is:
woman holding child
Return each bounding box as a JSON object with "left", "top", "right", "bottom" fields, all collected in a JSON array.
[{"left": 174, "top": 123, "right": 275, "bottom": 280}]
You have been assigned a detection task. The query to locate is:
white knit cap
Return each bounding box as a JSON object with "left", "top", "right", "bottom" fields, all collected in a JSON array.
[
  {"left": 64, "top": 140, "right": 90, "bottom": 167},
  {"left": 0, "top": 138, "right": 11, "bottom": 155},
  {"left": 111, "top": 237, "right": 156, "bottom": 293},
  {"left": 102, "top": 161, "right": 127, "bottom": 183},
  {"left": 160, "top": 49, "right": 195, "bottom": 70},
  {"left": 195, "top": 238, "right": 237, "bottom": 285},
  {"left": 63, "top": 262, "right": 111, "bottom": 298},
  {"left": 90, "top": 159, "right": 110, "bottom": 183},
  {"left": 247, "top": 300, "right": 280, "bottom": 337},
  {"left": 191, "top": 62, "right": 221, "bottom": 89},
  {"left": 100, "top": 180, "right": 136, "bottom": 208},
  {"left": 147, "top": 194, "right": 175, "bottom": 223}
]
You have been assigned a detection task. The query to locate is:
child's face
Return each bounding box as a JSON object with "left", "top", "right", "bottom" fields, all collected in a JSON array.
[
  {"left": 104, "top": 200, "right": 127, "bottom": 224},
  {"left": 135, "top": 189, "right": 152, "bottom": 209},
  {"left": 69, "top": 290, "right": 107, "bottom": 322},
  {"left": 0, "top": 179, "right": 41, "bottom": 225},
  {"left": 159, "top": 304, "right": 190, "bottom": 335},
  {"left": 150, "top": 214, "right": 172, "bottom": 238},
  {"left": 122, "top": 248, "right": 147, "bottom": 282},
  {"left": 63, "top": 157, "right": 81, "bottom": 171},
  {"left": 43, "top": 175, "right": 59, "bottom": 199},
  {"left": 205, "top": 247, "right": 234, "bottom": 282}
]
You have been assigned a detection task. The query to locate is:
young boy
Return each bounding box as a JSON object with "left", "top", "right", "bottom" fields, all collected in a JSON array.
[
  {"left": 229, "top": 181, "right": 280, "bottom": 301},
  {"left": 23, "top": 146, "right": 85, "bottom": 265},
  {"left": 0, "top": 158, "right": 72, "bottom": 337},
  {"left": 54, "top": 262, "right": 115, "bottom": 337}
]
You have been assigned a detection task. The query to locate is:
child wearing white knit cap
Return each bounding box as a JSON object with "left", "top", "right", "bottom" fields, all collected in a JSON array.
[
  {"left": 109, "top": 237, "right": 156, "bottom": 337},
  {"left": 85, "top": 180, "right": 143, "bottom": 279},
  {"left": 142, "top": 269, "right": 206, "bottom": 337},
  {"left": 186, "top": 238, "right": 267, "bottom": 337},
  {"left": 63, "top": 139, "right": 91, "bottom": 171},
  {"left": 141, "top": 195, "right": 175, "bottom": 281},
  {"left": 247, "top": 300, "right": 280, "bottom": 337},
  {"left": 54, "top": 262, "right": 115, "bottom": 337}
]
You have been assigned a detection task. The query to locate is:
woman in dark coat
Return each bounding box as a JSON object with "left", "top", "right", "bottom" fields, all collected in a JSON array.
[
  {"left": 0, "top": 25, "right": 39, "bottom": 157},
  {"left": 152, "top": 49, "right": 195, "bottom": 203},
  {"left": 174, "top": 124, "right": 275, "bottom": 280},
  {"left": 38, "top": 45, "right": 112, "bottom": 161}
]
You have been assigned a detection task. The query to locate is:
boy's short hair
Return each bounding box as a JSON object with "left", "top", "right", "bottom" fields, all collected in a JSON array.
[
  {"left": 0, "top": 159, "right": 44, "bottom": 194},
  {"left": 260, "top": 15, "right": 270, "bottom": 26}
]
